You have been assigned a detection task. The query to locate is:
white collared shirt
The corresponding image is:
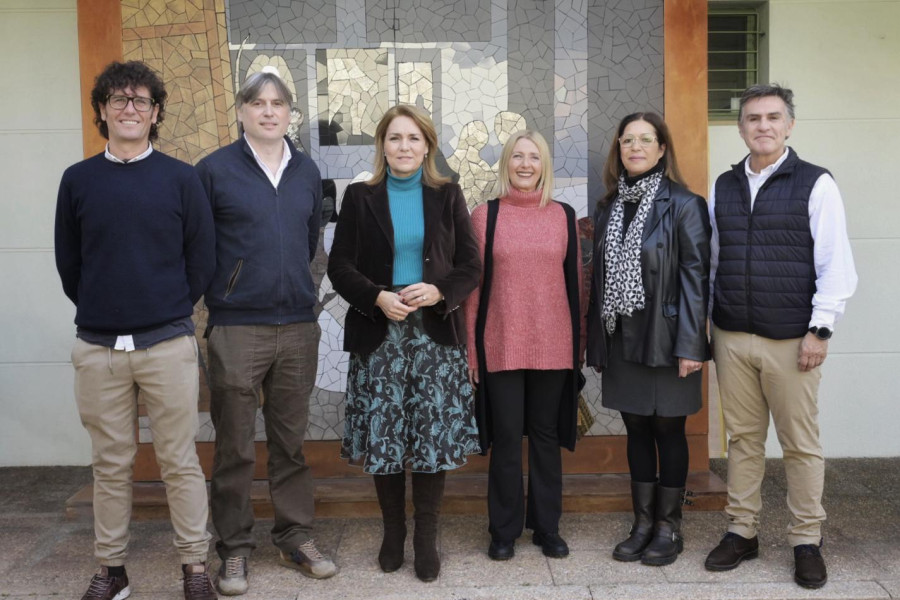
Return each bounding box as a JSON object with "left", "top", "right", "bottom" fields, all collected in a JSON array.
[
  {"left": 709, "top": 147, "right": 858, "bottom": 330},
  {"left": 104, "top": 142, "right": 153, "bottom": 164},
  {"left": 244, "top": 134, "right": 291, "bottom": 189}
]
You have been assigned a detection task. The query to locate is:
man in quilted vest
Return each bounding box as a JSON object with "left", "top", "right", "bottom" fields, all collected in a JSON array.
[{"left": 704, "top": 84, "right": 857, "bottom": 589}]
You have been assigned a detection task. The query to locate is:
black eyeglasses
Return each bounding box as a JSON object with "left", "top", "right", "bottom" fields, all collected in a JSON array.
[{"left": 106, "top": 95, "right": 156, "bottom": 112}]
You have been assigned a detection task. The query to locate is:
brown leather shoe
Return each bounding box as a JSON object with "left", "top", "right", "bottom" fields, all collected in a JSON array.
[
  {"left": 794, "top": 544, "right": 827, "bottom": 589},
  {"left": 704, "top": 532, "right": 759, "bottom": 571},
  {"left": 81, "top": 567, "right": 131, "bottom": 600},
  {"left": 182, "top": 563, "right": 217, "bottom": 600}
]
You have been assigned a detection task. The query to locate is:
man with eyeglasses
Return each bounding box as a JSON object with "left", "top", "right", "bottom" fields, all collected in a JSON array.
[
  {"left": 704, "top": 84, "right": 857, "bottom": 589},
  {"left": 55, "top": 60, "right": 218, "bottom": 600}
]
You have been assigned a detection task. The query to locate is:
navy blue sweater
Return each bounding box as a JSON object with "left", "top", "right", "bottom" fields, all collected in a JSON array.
[
  {"left": 54, "top": 151, "right": 216, "bottom": 333},
  {"left": 196, "top": 137, "right": 322, "bottom": 325}
]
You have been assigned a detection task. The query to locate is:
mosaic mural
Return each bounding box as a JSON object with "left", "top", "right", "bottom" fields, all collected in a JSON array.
[
  {"left": 132, "top": 0, "right": 666, "bottom": 443},
  {"left": 121, "top": 0, "right": 236, "bottom": 164}
]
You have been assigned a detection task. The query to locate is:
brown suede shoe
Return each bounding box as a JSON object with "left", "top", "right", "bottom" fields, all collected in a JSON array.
[
  {"left": 704, "top": 532, "right": 759, "bottom": 571},
  {"left": 794, "top": 544, "right": 828, "bottom": 589}
]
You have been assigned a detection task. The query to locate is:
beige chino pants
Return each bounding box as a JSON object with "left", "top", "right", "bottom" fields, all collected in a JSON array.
[
  {"left": 72, "top": 335, "right": 211, "bottom": 566},
  {"left": 713, "top": 325, "right": 825, "bottom": 547}
]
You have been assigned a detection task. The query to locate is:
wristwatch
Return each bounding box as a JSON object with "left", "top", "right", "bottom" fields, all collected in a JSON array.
[{"left": 808, "top": 326, "right": 833, "bottom": 340}]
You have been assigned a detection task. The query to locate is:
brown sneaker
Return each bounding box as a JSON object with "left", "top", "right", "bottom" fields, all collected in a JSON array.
[
  {"left": 81, "top": 567, "right": 131, "bottom": 600},
  {"left": 182, "top": 563, "right": 217, "bottom": 600},
  {"left": 279, "top": 539, "right": 338, "bottom": 579}
]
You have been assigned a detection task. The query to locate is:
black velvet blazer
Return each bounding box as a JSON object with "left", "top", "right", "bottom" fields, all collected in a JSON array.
[{"left": 327, "top": 180, "right": 481, "bottom": 355}]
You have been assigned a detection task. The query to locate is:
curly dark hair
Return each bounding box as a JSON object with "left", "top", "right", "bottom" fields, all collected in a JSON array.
[{"left": 90, "top": 61, "right": 167, "bottom": 141}]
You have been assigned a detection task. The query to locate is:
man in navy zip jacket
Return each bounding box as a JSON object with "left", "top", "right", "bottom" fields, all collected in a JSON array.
[
  {"left": 704, "top": 84, "right": 857, "bottom": 589},
  {"left": 55, "top": 60, "right": 217, "bottom": 600},
  {"left": 195, "top": 69, "right": 332, "bottom": 595}
]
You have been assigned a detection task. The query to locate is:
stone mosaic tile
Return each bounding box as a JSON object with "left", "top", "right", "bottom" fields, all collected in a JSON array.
[
  {"left": 317, "top": 49, "right": 388, "bottom": 146},
  {"left": 398, "top": 62, "right": 433, "bottom": 113},
  {"left": 122, "top": 0, "right": 204, "bottom": 29},
  {"left": 554, "top": 0, "right": 589, "bottom": 179},
  {"left": 508, "top": 0, "right": 555, "bottom": 150},
  {"left": 446, "top": 121, "right": 496, "bottom": 209},
  {"left": 228, "top": 0, "right": 336, "bottom": 45},
  {"left": 366, "top": 0, "right": 492, "bottom": 43},
  {"left": 587, "top": 0, "right": 664, "bottom": 205}
]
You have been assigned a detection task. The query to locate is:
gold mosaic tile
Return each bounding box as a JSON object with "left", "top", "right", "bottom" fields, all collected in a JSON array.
[{"left": 121, "top": 0, "right": 236, "bottom": 163}]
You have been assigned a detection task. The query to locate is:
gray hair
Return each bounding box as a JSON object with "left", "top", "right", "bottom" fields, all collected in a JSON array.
[
  {"left": 235, "top": 71, "right": 292, "bottom": 109},
  {"left": 738, "top": 83, "right": 795, "bottom": 122}
]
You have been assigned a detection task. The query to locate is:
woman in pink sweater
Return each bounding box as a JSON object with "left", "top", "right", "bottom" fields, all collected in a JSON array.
[{"left": 465, "top": 130, "right": 584, "bottom": 561}]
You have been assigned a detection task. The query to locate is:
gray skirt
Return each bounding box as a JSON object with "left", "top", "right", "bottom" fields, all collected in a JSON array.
[
  {"left": 601, "top": 325, "right": 702, "bottom": 417},
  {"left": 341, "top": 307, "right": 481, "bottom": 474}
]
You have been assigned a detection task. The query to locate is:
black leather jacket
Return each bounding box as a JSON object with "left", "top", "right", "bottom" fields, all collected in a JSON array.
[{"left": 586, "top": 178, "right": 711, "bottom": 368}]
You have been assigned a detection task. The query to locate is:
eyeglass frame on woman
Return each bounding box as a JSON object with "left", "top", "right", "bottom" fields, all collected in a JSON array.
[
  {"left": 618, "top": 134, "right": 658, "bottom": 148},
  {"left": 106, "top": 94, "right": 156, "bottom": 112}
]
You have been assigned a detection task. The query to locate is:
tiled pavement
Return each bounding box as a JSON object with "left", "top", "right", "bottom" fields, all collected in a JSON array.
[{"left": 1, "top": 459, "right": 898, "bottom": 599}]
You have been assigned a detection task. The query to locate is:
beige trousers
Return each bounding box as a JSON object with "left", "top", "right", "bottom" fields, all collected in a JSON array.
[
  {"left": 72, "top": 335, "right": 211, "bottom": 566},
  {"left": 712, "top": 325, "right": 825, "bottom": 547}
]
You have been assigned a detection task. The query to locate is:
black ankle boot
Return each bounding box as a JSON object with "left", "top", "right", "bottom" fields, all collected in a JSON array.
[
  {"left": 641, "top": 485, "right": 685, "bottom": 566},
  {"left": 411, "top": 471, "right": 446, "bottom": 582},
  {"left": 613, "top": 481, "right": 656, "bottom": 562},
  {"left": 374, "top": 472, "right": 407, "bottom": 572}
]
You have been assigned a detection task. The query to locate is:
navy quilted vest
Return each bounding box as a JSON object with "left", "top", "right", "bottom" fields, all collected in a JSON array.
[{"left": 712, "top": 149, "right": 829, "bottom": 340}]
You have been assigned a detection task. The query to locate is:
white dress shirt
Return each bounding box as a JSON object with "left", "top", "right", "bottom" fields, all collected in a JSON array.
[
  {"left": 709, "top": 148, "right": 858, "bottom": 330},
  {"left": 244, "top": 134, "right": 291, "bottom": 189},
  {"left": 104, "top": 142, "right": 153, "bottom": 163}
]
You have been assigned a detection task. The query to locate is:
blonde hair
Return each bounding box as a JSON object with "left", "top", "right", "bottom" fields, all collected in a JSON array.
[
  {"left": 497, "top": 130, "right": 555, "bottom": 207},
  {"left": 368, "top": 105, "right": 450, "bottom": 189}
]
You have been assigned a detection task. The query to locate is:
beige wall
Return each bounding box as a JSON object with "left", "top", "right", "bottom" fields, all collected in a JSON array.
[
  {"left": 708, "top": 0, "right": 900, "bottom": 457},
  {"left": 0, "top": 0, "right": 91, "bottom": 465}
]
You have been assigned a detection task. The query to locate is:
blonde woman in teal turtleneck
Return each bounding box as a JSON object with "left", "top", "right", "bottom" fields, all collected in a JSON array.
[{"left": 327, "top": 105, "right": 482, "bottom": 583}]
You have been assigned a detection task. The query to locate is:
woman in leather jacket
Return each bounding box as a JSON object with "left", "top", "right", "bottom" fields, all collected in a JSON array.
[{"left": 586, "top": 112, "right": 710, "bottom": 567}]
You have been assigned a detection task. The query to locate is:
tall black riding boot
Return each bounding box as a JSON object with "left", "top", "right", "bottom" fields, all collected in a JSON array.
[
  {"left": 613, "top": 481, "right": 656, "bottom": 561},
  {"left": 373, "top": 472, "right": 407, "bottom": 572},
  {"left": 411, "top": 471, "right": 446, "bottom": 582},
  {"left": 641, "top": 485, "right": 685, "bottom": 566}
]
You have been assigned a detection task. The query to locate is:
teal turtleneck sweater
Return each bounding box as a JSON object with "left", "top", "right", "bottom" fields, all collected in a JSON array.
[{"left": 387, "top": 166, "right": 425, "bottom": 285}]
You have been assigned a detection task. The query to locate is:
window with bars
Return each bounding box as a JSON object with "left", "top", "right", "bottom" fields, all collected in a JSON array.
[{"left": 708, "top": 6, "right": 765, "bottom": 117}]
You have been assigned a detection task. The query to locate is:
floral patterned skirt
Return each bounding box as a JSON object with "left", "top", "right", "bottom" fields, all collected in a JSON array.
[{"left": 341, "top": 308, "right": 481, "bottom": 474}]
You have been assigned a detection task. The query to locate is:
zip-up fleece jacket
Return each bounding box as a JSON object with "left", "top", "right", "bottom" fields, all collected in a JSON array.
[{"left": 196, "top": 136, "right": 323, "bottom": 325}]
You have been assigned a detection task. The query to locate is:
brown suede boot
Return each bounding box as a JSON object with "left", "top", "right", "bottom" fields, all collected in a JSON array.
[
  {"left": 411, "top": 471, "right": 446, "bottom": 582},
  {"left": 373, "top": 471, "right": 407, "bottom": 573}
]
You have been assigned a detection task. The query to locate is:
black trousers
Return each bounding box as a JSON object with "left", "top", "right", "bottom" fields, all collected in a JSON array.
[{"left": 485, "top": 369, "right": 566, "bottom": 542}]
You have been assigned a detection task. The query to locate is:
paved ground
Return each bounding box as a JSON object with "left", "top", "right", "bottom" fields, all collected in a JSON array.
[{"left": 1, "top": 459, "right": 898, "bottom": 599}]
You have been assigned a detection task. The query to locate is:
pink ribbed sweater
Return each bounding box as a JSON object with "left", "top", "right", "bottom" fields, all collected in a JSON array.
[{"left": 465, "top": 188, "right": 582, "bottom": 372}]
